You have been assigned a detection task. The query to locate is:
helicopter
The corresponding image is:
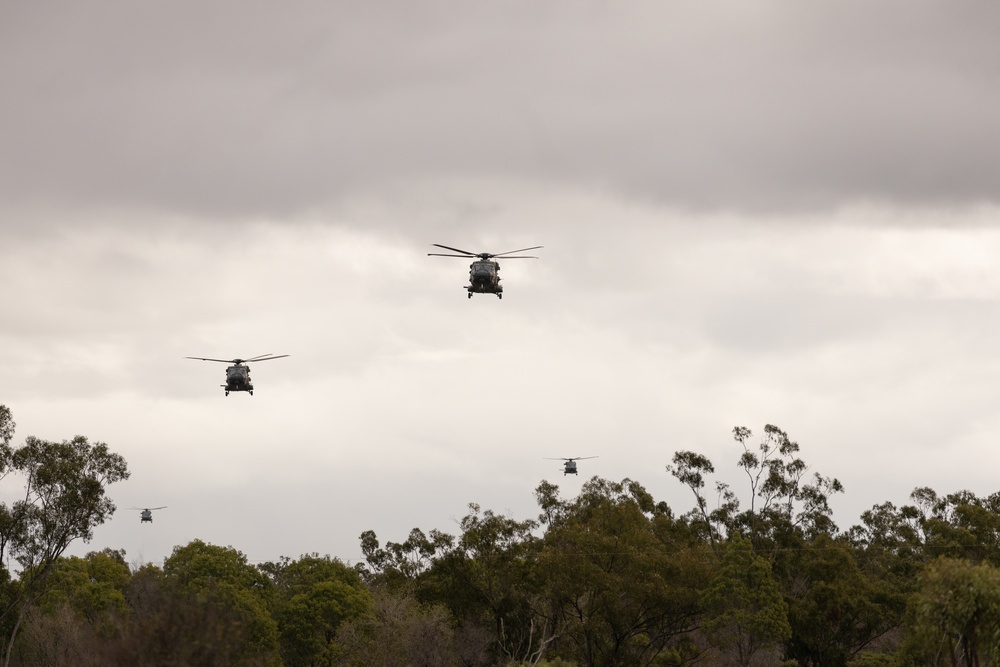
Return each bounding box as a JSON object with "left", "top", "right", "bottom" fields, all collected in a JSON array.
[
  {"left": 185, "top": 354, "right": 289, "bottom": 396},
  {"left": 128, "top": 507, "right": 167, "bottom": 523},
  {"left": 545, "top": 457, "right": 598, "bottom": 476},
  {"left": 428, "top": 244, "right": 542, "bottom": 299}
]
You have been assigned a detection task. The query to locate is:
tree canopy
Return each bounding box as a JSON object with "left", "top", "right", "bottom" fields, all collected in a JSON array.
[
  {"left": 5, "top": 418, "right": 1000, "bottom": 666},
  {"left": 0, "top": 406, "right": 129, "bottom": 667}
]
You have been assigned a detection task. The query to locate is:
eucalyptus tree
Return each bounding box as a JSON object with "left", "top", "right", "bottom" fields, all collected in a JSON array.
[
  {"left": 261, "top": 554, "right": 372, "bottom": 667},
  {"left": 0, "top": 406, "right": 129, "bottom": 667},
  {"left": 421, "top": 504, "right": 548, "bottom": 665},
  {"left": 537, "top": 478, "right": 705, "bottom": 666},
  {"left": 667, "top": 425, "right": 843, "bottom": 553},
  {"left": 163, "top": 539, "right": 280, "bottom": 663},
  {"left": 334, "top": 589, "right": 463, "bottom": 667},
  {"left": 902, "top": 557, "right": 1000, "bottom": 666},
  {"left": 667, "top": 425, "right": 909, "bottom": 665},
  {"left": 701, "top": 532, "right": 790, "bottom": 666},
  {"left": 36, "top": 548, "right": 131, "bottom": 623},
  {"left": 359, "top": 527, "right": 454, "bottom": 589}
]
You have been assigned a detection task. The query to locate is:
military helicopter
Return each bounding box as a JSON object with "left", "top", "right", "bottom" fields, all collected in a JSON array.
[
  {"left": 128, "top": 506, "right": 167, "bottom": 523},
  {"left": 429, "top": 244, "right": 542, "bottom": 299},
  {"left": 545, "top": 457, "right": 598, "bottom": 476},
  {"left": 185, "top": 354, "right": 289, "bottom": 396}
]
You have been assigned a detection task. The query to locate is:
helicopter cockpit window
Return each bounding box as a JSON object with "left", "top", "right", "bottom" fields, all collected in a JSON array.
[{"left": 472, "top": 262, "right": 496, "bottom": 275}]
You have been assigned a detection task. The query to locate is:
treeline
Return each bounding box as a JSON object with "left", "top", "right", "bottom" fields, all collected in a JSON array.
[{"left": 4, "top": 418, "right": 1000, "bottom": 666}]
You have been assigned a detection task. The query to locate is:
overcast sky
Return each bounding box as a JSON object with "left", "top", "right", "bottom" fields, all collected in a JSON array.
[{"left": 3, "top": 1, "right": 1000, "bottom": 567}]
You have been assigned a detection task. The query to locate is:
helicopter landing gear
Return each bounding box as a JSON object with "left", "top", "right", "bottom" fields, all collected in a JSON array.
[
  {"left": 225, "top": 391, "right": 229, "bottom": 396},
  {"left": 497, "top": 293, "right": 502, "bottom": 299},
  {"left": 468, "top": 292, "right": 472, "bottom": 299},
  {"left": 249, "top": 390, "right": 253, "bottom": 396}
]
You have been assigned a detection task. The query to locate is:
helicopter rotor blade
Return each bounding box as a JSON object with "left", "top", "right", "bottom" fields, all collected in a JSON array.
[
  {"left": 245, "top": 354, "right": 289, "bottom": 363},
  {"left": 185, "top": 357, "right": 236, "bottom": 363},
  {"left": 493, "top": 246, "right": 543, "bottom": 257},
  {"left": 489, "top": 255, "right": 538, "bottom": 259},
  {"left": 430, "top": 243, "right": 478, "bottom": 256},
  {"left": 244, "top": 353, "right": 274, "bottom": 361},
  {"left": 428, "top": 253, "right": 475, "bottom": 258}
]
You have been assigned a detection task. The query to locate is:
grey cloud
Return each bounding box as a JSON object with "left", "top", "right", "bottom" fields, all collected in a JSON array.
[{"left": 3, "top": 2, "right": 1000, "bottom": 219}]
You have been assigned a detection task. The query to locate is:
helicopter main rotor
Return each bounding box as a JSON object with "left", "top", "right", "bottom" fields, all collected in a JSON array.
[
  {"left": 543, "top": 457, "right": 598, "bottom": 462},
  {"left": 185, "top": 354, "right": 289, "bottom": 365},
  {"left": 428, "top": 244, "right": 543, "bottom": 260}
]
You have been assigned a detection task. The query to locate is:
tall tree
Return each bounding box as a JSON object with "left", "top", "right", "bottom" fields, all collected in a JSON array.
[
  {"left": 261, "top": 554, "right": 372, "bottom": 667},
  {"left": 668, "top": 425, "right": 843, "bottom": 555},
  {"left": 359, "top": 527, "right": 454, "bottom": 589},
  {"left": 902, "top": 557, "right": 1000, "bottom": 666},
  {"left": 0, "top": 406, "right": 129, "bottom": 667},
  {"left": 9, "top": 549, "right": 131, "bottom": 667},
  {"left": 93, "top": 563, "right": 271, "bottom": 667},
  {"left": 779, "top": 534, "right": 898, "bottom": 666},
  {"left": 731, "top": 425, "right": 843, "bottom": 543},
  {"left": 701, "top": 532, "right": 790, "bottom": 667},
  {"left": 538, "top": 478, "right": 705, "bottom": 666},
  {"left": 163, "top": 539, "right": 280, "bottom": 663},
  {"left": 915, "top": 488, "right": 1000, "bottom": 566},
  {"left": 422, "top": 504, "right": 549, "bottom": 665},
  {"left": 36, "top": 548, "right": 131, "bottom": 623}
]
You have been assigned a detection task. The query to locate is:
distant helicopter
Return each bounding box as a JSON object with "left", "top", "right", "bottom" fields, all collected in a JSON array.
[
  {"left": 185, "top": 354, "right": 289, "bottom": 396},
  {"left": 128, "top": 507, "right": 167, "bottom": 523},
  {"left": 545, "top": 457, "right": 598, "bottom": 476},
  {"left": 429, "top": 244, "right": 542, "bottom": 299}
]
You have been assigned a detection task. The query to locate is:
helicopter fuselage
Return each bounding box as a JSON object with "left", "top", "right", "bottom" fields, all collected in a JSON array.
[
  {"left": 468, "top": 260, "right": 502, "bottom": 298},
  {"left": 140, "top": 510, "right": 153, "bottom": 523},
  {"left": 224, "top": 365, "right": 253, "bottom": 395}
]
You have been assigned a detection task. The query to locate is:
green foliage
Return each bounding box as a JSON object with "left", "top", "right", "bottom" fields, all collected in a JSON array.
[
  {"left": 666, "top": 450, "right": 721, "bottom": 548},
  {"left": 99, "top": 565, "right": 271, "bottom": 667},
  {"left": 537, "top": 477, "right": 706, "bottom": 666},
  {"left": 37, "top": 549, "right": 131, "bottom": 624},
  {"left": 917, "top": 489, "right": 1000, "bottom": 566},
  {"left": 668, "top": 425, "right": 844, "bottom": 555},
  {"left": 848, "top": 499, "right": 926, "bottom": 594},
  {"left": 16, "top": 416, "right": 1000, "bottom": 666},
  {"left": 263, "top": 554, "right": 372, "bottom": 667},
  {"left": 359, "top": 526, "right": 454, "bottom": 588},
  {"left": 902, "top": 557, "right": 1000, "bottom": 666},
  {"left": 778, "top": 533, "right": 901, "bottom": 666},
  {"left": 426, "top": 503, "right": 544, "bottom": 663},
  {"left": 163, "top": 539, "right": 279, "bottom": 662},
  {"left": 0, "top": 408, "right": 129, "bottom": 666},
  {"left": 730, "top": 425, "right": 843, "bottom": 542},
  {"left": 847, "top": 652, "right": 897, "bottom": 667},
  {"left": 701, "top": 532, "right": 790, "bottom": 666},
  {"left": 5, "top": 435, "right": 129, "bottom": 565},
  {"left": 0, "top": 406, "right": 13, "bottom": 452}
]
